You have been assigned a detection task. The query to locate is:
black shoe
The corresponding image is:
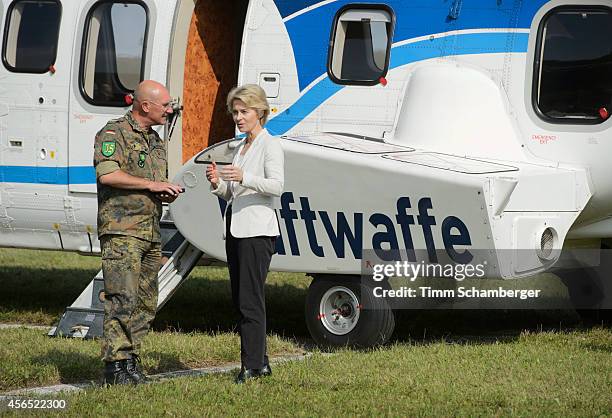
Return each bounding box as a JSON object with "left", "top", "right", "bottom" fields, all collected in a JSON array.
[
  {"left": 235, "top": 367, "right": 261, "bottom": 384},
  {"left": 259, "top": 363, "right": 272, "bottom": 377},
  {"left": 104, "top": 360, "right": 134, "bottom": 386},
  {"left": 126, "top": 354, "right": 149, "bottom": 384}
]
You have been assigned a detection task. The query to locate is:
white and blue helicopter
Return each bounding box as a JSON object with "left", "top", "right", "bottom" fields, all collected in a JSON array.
[{"left": 0, "top": 0, "right": 610, "bottom": 346}]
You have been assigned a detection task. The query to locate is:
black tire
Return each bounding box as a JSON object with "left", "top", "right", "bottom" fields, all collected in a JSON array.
[{"left": 305, "top": 275, "right": 395, "bottom": 349}]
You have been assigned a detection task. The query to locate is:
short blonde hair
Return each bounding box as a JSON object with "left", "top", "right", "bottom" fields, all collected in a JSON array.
[{"left": 226, "top": 84, "right": 270, "bottom": 126}]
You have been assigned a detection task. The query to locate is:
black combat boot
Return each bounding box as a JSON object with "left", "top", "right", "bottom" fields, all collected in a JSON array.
[
  {"left": 126, "top": 354, "right": 149, "bottom": 384},
  {"left": 259, "top": 362, "right": 272, "bottom": 377},
  {"left": 104, "top": 360, "right": 134, "bottom": 386},
  {"left": 235, "top": 367, "right": 261, "bottom": 384}
]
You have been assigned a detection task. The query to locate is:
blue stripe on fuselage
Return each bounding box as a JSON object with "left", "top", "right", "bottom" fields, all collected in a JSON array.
[
  {"left": 0, "top": 165, "right": 96, "bottom": 185},
  {"left": 266, "top": 31, "right": 529, "bottom": 135},
  {"left": 267, "top": 77, "right": 342, "bottom": 136}
]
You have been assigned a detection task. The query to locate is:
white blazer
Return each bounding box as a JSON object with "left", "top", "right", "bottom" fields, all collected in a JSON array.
[{"left": 211, "top": 129, "right": 284, "bottom": 238}]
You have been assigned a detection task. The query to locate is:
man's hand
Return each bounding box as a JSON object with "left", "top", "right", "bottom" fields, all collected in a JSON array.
[
  {"left": 151, "top": 181, "right": 183, "bottom": 203},
  {"left": 147, "top": 180, "right": 184, "bottom": 196}
]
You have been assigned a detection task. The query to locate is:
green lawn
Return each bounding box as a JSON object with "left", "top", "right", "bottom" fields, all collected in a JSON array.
[
  {"left": 0, "top": 327, "right": 302, "bottom": 392},
  {"left": 2, "top": 329, "right": 611, "bottom": 417},
  {"left": 1, "top": 248, "right": 611, "bottom": 416}
]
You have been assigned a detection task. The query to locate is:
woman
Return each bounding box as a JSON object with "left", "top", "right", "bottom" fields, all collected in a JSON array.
[{"left": 205, "top": 84, "right": 284, "bottom": 383}]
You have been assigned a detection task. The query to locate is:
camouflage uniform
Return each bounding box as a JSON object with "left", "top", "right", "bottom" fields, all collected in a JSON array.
[{"left": 93, "top": 111, "right": 167, "bottom": 362}]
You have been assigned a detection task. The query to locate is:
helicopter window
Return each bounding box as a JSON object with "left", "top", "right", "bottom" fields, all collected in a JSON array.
[
  {"left": 2, "top": 0, "right": 61, "bottom": 73},
  {"left": 327, "top": 5, "right": 394, "bottom": 86},
  {"left": 534, "top": 7, "right": 612, "bottom": 124},
  {"left": 80, "top": 1, "right": 148, "bottom": 107}
]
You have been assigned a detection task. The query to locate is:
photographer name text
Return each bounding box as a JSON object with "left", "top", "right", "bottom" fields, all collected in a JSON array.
[{"left": 374, "top": 286, "right": 541, "bottom": 300}]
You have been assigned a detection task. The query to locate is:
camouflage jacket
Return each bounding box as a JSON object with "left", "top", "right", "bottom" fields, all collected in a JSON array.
[{"left": 93, "top": 111, "right": 167, "bottom": 242}]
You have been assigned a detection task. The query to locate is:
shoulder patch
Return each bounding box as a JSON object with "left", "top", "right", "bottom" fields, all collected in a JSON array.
[{"left": 101, "top": 141, "right": 116, "bottom": 157}]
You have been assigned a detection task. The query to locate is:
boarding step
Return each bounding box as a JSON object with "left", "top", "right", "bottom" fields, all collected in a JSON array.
[{"left": 49, "top": 220, "right": 203, "bottom": 339}]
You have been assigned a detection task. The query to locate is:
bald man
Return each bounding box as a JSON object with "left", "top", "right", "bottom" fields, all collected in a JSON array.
[{"left": 93, "top": 80, "right": 183, "bottom": 385}]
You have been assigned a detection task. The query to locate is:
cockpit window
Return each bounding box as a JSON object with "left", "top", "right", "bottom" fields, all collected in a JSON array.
[
  {"left": 534, "top": 7, "right": 612, "bottom": 124},
  {"left": 2, "top": 0, "right": 61, "bottom": 73}
]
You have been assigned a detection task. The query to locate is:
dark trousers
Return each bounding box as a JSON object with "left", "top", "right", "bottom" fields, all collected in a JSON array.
[{"left": 225, "top": 206, "right": 276, "bottom": 369}]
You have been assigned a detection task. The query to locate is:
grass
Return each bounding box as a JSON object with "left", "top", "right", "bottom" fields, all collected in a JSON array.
[
  {"left": 3, "top": 329, "right": 611, "bottom": 417},
  {"left": 0, "top": 249, "right": 100, "bottom": 325},
  {"left": 1, "top": 248, "right": 611, "bottom": 416},
  {"left": 0, "top": 327, "right": 301, "bottom": 392}
]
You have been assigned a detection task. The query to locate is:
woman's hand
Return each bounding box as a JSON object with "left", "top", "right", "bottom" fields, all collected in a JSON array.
[
  {"left": 206, "top": 161, "right": 220, "bottom": 189},
  {"left": 220, "top": 165, "right": 243, "bottom": 183}
]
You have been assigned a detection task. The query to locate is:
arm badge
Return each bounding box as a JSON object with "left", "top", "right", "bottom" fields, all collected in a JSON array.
[{"left": 101, "top": 141, "right": 116, "bottom": 157}]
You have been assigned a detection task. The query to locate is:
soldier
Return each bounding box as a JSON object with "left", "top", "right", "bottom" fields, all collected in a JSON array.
[{"left": 93, "top": 80, "right": 184, "bottom": 385}]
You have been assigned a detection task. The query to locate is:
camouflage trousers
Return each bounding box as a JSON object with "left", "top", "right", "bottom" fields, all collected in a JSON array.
[{"left": 100, "top": 234, "right": 161, "bottom": 362}]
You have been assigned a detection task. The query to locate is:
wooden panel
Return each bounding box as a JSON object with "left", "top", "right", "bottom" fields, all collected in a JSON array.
[{"left": 182, "top": 2, "right": 241, "bottom": 162}]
